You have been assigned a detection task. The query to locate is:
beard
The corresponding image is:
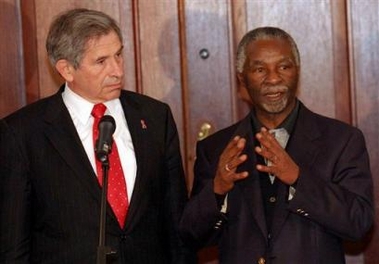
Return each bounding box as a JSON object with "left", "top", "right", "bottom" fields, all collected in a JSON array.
[{"left": 259, "top": 85, "right": 291, "bottom": 114}]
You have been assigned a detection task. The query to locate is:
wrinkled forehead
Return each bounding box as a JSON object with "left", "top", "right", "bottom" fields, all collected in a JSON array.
[{"left": 246, "top": 39, "right": 295, "bottom": 60}]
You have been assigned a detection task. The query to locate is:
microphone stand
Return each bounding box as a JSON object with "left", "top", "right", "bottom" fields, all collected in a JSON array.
[{"left": 96, "top": 156, "right": 116, "bottom": 264}]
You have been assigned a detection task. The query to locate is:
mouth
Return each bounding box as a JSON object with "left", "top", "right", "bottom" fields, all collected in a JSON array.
[
  {"left": 262, "top": 85, "right": 288, "bottom": 101},
  {"left": 264, "top": 92, "right": 284, "bottom": 102},
  {"left": 106, "top": 83, "right": 123, "bottom": 90}
]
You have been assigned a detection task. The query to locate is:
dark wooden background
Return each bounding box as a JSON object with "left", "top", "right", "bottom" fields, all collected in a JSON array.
[{"left": 1, "top": 0, "right": 378, "bottom": 263}]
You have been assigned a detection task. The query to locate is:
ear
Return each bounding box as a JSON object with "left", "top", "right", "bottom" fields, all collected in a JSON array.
[
  {"left": 236, "top": 72, "right": 253, "bottom": 107},
  {"left": 55, "top": 59, "right": 75, "bottom": 82},
  {"left": 236, "top": 72, "right": 246, "bottom": 87}
]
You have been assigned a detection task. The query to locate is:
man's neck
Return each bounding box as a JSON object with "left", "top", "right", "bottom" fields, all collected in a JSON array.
[{"left": 254, "top": 99, "right": 298, "bottom": 130}]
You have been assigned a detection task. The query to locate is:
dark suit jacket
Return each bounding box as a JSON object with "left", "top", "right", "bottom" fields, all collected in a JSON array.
[
  {"left": 0, "top": 88, "right": 193, "bottom": 264},
  {"left": 180, "top": 101, "right": 373, "bottom": 264}
]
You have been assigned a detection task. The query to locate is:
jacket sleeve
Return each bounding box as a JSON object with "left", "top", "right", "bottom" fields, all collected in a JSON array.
[
  {"left": 162, "top": 107, "right": 196, "bottom": 264},
  {"left": 179, "top": 139, "right": 227, "bottom": 249},
  {"left": 288, "top": 127, "right": 374, "bottom": 241}
]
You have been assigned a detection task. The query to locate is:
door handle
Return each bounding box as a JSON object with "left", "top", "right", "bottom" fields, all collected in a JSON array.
[{"left": 197, "top": 122, "right": 212, "bottom": 141}]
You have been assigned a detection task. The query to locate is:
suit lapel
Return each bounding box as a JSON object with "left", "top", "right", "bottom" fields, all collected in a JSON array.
[
  {"left": 270, "top": 103, "right": 322, "bottom": 239},
  {"left": 234, "top": 104, "right": 323, "bottom": 241},
  {"left": 287, "top": 104, "right": 322, "bottom": 172},
  {"left": 119, "top": 93, "right": 150, "bottom": 232},
  {"left": 43, "top": 89, "right": 163, "bottom": 231},
  {"left": 43, "top": 92, "right": 103, "bottom": 205}
]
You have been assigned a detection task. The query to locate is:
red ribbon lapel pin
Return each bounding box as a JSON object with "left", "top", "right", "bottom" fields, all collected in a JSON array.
[{"left": 140, "top": 119, "right": 147, "bottom": 129}]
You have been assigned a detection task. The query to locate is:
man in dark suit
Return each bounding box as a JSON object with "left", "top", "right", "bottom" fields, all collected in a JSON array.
[
  {"left": 180, "top": 27, "right": 373, "bottom": 263},
  {"left": 0, "top": 8, "right": 194, "bottom": 264}
]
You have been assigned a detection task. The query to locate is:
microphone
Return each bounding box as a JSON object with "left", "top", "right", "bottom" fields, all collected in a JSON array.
[{"left": 95, "top": 115, "right": 116, "bottom": 163}]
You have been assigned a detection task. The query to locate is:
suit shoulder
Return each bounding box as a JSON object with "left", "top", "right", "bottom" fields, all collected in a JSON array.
[
  {"left": 4, "top": 94, "right": 57, "bottom": 126},
  {"left": 309, "top": 109, "right": 357, "bottom": 129},
  {"left": 121, "top": 90, "right": 169, "bottom": 110},
  {"left": 301, "top": 104, "right": 364, "bottom": 137}
]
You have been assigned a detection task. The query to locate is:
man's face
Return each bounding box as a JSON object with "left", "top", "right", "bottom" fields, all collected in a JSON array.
[
  {"left": 65, "top": 31, "right": 124, "bottom": 103},
  {"left": 238, "top": 38, "right": 299, "bottom": 120}
]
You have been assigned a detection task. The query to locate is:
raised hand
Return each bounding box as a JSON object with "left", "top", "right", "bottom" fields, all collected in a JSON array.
[
  {"left": 254, "top": 127, "right": 299, "bottom": 185},
  {"left": 214, "top": 136, "right": 249, "bottom": 194}
]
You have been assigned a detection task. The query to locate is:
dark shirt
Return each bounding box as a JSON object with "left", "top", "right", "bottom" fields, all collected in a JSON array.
[{"left": 250, "top": 99, "right": 299, "bottom": 134}]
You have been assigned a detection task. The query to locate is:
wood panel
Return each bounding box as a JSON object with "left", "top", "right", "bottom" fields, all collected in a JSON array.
[
  {"left": 184, "top": 0, "right": 235, "bottom": 191},
  {"left": 135, "top": 0, "right": 186, "bottom": 170},
  {"left": 231, "top": 0, "right": 252, "bottom": 119},
  {"left": 0, "top": 1, "right": 378, "bottom": 263},
  {"left": 20, "top": 0, "right": 39, "bottom": 104},
  {"left": 0, "top": 0, "right": 26, "bottom": 118},
  {"left": 183, "top": 1, "right": 235, "bottom": 262},
  {"left": 348, "top": 1, "right": 379, "bottom": 263}
]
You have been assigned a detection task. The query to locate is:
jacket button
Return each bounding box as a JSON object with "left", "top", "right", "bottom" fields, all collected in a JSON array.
[
  {"left": 258, "top": 257, "right": 265, "bottom": 264},
  {"left": 120, "top": 234, "right": 127, "bottom": 241}
]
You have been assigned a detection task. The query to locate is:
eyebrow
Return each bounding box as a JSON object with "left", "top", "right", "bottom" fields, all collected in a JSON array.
[
  {"left": 250, "top": 56, "right": 294, "bottom": 65},
  {"left": 94, "top": 45, "right": 124, "bottom": 62},
  {"left": 117, "top": 45, "right": 124, "bottom": 54}
]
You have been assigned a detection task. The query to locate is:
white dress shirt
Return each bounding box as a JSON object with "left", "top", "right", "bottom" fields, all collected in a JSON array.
[{"left": 62, "top": 84, "right": 136, "bottom": 200}]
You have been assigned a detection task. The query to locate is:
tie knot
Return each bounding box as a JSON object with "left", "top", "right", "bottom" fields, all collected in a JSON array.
[
  {"left": 91, "top": 103, "right": 107, "bottom": 119},
  {"left": 269, "top": 128, "right": 289, "bottom": 149}
]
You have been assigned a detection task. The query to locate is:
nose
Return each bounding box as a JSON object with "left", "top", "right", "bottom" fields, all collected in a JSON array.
[
  {"left": 110, "top": 57, "right": 124, "bottom": 78},
  {"left": 265, "top": 69, "right": 281, "bottom": 84}
]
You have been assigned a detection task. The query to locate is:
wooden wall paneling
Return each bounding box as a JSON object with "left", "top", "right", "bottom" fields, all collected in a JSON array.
[
  {"left": 20, "top": 0, "right": 40, "bottom": 105},
  {"left": 0, "top": 0, "right": 26, "bottom": 118},
  {"left": 184, "top": 1, "right": 234, "bottom": 263},
  {"left": 230, "top": 0, "right": 252, "bottom": 120},
  {"left": 134, "top": 0, "right": 186, "bottom": 171},
  {"left": 1, "top": 1, "right": 376, "bottom": 263},
  {"left": 245, "top": 0, "right": 340, "bottom": 119},
  {"left": 330, "top": 0, "right": 351, "bottom": 124},
  {"left": 184, "top": 0, "right": 235, "bottom": 191},
  {"left": 348, "top": 1, "right": 379, "bottom": 263},
  {"left": 119, "top": 0, "right": 137, "bottom": 94},
  {"left": 178, "top": 0, "right": 191, "bottom": 184}
]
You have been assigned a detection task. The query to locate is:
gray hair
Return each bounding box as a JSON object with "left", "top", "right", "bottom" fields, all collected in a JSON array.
[
  {"left": 46, "top": 8, "right": 122, "bottom": 69},
  {"left": 236, "top": 27, "right": 300, "bottom": 73}
]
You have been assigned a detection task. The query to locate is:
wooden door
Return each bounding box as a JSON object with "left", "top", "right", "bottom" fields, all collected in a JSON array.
[
  {"left": 0, "top": 0, "right": 26, "bottom": 116},
  {"left": 348, "top": 1, "right": 379, "bottom": 263},
  {"left": 0, "top": 1, "right": 378, "bottom": 263}
]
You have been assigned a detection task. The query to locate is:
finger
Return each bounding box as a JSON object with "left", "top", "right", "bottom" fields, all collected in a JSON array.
[
  {"left": 220, "top": 137, "right": 246, "bottom": 165},
  {"left": 223, "top": 136, "right": 242, "bottom": 152},
  {"left": 256, "top": 129, "right": 277, "bottom": 149},
  {"left": 221, "top": 153, "right": 248, "bottom": 177},
  {"left": 255, "top": 145, "right": 276, "bottom": 163},
  {"left": 226, "top": 136, "right": 246, "bottom": 157},
  {"left": 256, "top": 163, "right": 275, "bottom": 175},
  {"left": 232, "top": 171, "right": 249, "bottom": 180},
  {"left": 226, "top": 153, "right": 248, "bottom": 171},
  {"left": 214, "top": 169, "right": 249, "bottom": 194}
]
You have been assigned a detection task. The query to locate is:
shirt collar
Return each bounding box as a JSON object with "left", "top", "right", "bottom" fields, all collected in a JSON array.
[
  {"left": 251, "top": 99, "right": 299, "bottom": 134},
  {"left": 61, "top": 83, "right": 121, "bottom": 125}
]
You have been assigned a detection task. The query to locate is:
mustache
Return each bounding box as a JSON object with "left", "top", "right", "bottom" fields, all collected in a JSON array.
[
  {"left": 104, "top": 78, "right": 123, "bottom": 87},
  {"left": 261, "top": 85, "right": 288, "bottom": 94}
]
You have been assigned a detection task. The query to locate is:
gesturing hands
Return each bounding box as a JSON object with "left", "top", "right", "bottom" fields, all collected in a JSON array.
[
  {"left": 255, "top": 127, "right": 299, "bottom": 185},
  {"left": 214, "top": 136, "right": 249, "bottom": 195},
  {"left": 213, "top": 128, "right": 299, "bottom": 195}
]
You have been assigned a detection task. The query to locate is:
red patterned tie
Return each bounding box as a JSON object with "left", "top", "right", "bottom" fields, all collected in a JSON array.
[{"left": 92, "top": 103, "right": 128, "bottom": 228}]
